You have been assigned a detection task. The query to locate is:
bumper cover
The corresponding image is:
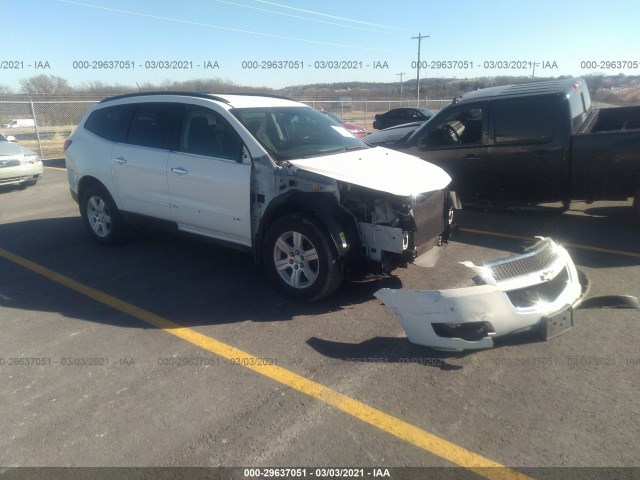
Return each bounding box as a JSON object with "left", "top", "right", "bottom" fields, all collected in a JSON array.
[
  {"left": 375, "top": 237, "right": 586, "bottom": 351},
  {"left": 0, "top": 161, "right": 43, "bottom": 185}
]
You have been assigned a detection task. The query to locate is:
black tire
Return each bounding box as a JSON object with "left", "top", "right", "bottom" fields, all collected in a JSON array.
[
  {"left": 634, "top": 190, "right": 640, "bottom": 223},
  {"left": 263, "top": 214, "right": 343, "bottom": 301},
  {"left": 79, "top": 183, "right": 127, "bottom": 246}
]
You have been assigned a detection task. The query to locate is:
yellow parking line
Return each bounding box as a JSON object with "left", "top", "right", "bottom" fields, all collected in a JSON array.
[
  {"left": 0, "top": 245, "right": 530, "bottom": 480},
  {"left": 462, "top": 227, "right": 640, "bottom": 259},
  {"left": 45, "top": 166, "right": 67, "bottom": 171}
]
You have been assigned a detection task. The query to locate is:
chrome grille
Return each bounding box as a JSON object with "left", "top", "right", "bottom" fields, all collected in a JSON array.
[
  {"left": 506, "top": 268, "right": 569, "bottom": 308},
  {"left": 490, "top": 241, "right": 558, "bottom": 281}
]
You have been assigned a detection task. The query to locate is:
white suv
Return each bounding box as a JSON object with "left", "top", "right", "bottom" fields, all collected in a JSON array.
[{"left": 65, "top": 92, "right": 454, "bottom": 300}]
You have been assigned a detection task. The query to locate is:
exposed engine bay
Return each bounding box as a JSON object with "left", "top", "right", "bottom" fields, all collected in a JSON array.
[{"left": 338, "top": 182, "right": 448, "bottom": 268}]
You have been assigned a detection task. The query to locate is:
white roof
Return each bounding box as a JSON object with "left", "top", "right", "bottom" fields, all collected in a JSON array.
[{"left": 215, "top": 94, "right": 304, "bottom": 109}]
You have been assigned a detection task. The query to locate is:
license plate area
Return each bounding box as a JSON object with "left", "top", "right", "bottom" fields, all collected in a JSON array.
[{"left": 541, "top": 305, "right": 573, "bottom": 340}]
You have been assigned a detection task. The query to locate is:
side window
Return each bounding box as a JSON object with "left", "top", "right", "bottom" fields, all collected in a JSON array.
[
  {"left": 126, "top": 103, "right": 182, "bottom": 150},
  {"left": 178, "top": 106, "right": 242, "bottom": 161},
  {"left": 84, "top": 104, "right": 134, "bottom": 142},
  {"left": 422, "top": 105, "right": 484, "bottom": 147},
  {"left": 493, "top": 99, "right": 554, "bottom": 144}
]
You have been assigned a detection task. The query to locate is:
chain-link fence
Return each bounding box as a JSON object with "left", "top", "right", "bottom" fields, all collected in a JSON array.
[
  {"left": 0, "top": 99, "right": 99, "bottom": 159},
  {"left": 1, "top": 96, "right": 451, "bottom": 159}
]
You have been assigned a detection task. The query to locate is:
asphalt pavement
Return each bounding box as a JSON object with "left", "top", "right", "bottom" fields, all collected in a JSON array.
[{"left": 1, "top": 167, "right": 638, "bottom": 479}]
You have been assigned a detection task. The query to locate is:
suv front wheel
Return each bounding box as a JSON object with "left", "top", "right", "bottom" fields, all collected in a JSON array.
[
  {"left": 80, "top": 183, "right": 126, "bottom": 246},
  {"left": 263, "top": 214, "right": 343, "bottom": 301}
]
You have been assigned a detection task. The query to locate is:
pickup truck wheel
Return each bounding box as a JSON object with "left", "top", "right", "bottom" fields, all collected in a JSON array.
[
  {"left": 264, "top": 214, "right": 343, "bottom": 301},
  {"left": 80, "top": 184, "right": 126, "bottom": 246},
  {"left": 634, "top": 190, "right": 640, "bottom": 223}
]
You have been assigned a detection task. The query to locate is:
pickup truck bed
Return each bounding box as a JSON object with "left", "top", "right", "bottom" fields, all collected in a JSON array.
[
  {"left": 578, "top": 106, "right": 640, "bottom": 134},
  {"left": 572, "top": 105, "right": 640, "bottom": 201}
]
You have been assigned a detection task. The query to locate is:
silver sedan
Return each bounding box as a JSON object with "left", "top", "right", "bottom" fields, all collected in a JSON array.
[{"left": 0, "top": 133, "right": 43, "bottom": 187}]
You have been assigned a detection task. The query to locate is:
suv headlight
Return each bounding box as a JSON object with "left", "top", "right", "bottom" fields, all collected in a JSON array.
[{"left": 23, "top": 154, "right": 39, "bottom": 164}]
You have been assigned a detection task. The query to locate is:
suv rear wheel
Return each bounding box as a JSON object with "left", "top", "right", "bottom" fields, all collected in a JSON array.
[
  {"left": 263, "top": 214, "right": 343, "bottom": 301},
  {"left": 80, "top": 183, "right": 126, "bottom": 245}
]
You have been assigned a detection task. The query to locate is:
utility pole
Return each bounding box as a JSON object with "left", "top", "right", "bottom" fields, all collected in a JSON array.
[
  {"left": 412, "top": 33, "right": 429, "bottom": 106},
  {"left": 396, "top": 72, "right": 406, "bottom": 102}
]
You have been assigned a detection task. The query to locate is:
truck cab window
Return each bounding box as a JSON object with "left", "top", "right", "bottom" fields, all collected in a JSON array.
[
  {"left": 422, "top": 106, "right": 484, "bottom": 147},
  {"left": 493, "top": 99, "right": 554, "bottom": 144}
]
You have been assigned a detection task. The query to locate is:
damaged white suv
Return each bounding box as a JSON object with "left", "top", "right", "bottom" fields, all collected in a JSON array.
[{"left": 65, "top": 93, "right": 455, "bottom": 300}]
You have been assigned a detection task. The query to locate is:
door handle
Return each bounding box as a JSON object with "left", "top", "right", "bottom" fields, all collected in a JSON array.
[
  {"left": 463, "top": 155, "right": 483, "bottom": 162},
  {"left": 171, "top": 167, "right": 188, "bottom": 175},
  {"left": 113, "top": 157, "right": 127, "bottom": 164}
]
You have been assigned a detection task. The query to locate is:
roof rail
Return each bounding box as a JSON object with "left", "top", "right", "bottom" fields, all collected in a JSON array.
[
  {"left": 99, "top": 91, "right": 294, "bottom": 104},
  {"left": 99, "top": 91, "right": 231, "bottom": 104},
  {"left": 215, "top": 92, "right": 294, "bottom": 101}
]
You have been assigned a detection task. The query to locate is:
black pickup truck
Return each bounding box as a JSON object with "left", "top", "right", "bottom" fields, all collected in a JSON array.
[{"left": 365, "top": 78, "right": 640, "bottom": 219}]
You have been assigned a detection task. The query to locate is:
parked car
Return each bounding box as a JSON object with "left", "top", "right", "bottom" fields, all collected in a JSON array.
[
  {"left": 0, "top": 133, "right": 43, "bottom": 188},
  {"left": 371, "top": 78, "right": 640, "bottom": 220},
  {"left": 318, "top": 110, "right": 367, "bottom": 138},
  {"left": 372, "top": 107, "right": 435, "bottom": 130},
  {"left": 365, "top": 122, "right": 424, "bottom": 146},
  {"left": 65, "top": 92, "right": 456, "bottom": 300}
]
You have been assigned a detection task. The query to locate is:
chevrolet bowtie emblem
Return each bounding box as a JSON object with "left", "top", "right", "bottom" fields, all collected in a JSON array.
[{"left": 540, "top": 270, "right": 555, "bottom": 282}]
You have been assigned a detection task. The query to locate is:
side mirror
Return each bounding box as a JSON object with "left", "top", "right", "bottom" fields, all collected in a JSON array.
[
  {"left": 418, "top": 134, "right": 430, "bottom": 149},
  {"left": 6, "top": 135, "right": 16, "bottom": 142}
]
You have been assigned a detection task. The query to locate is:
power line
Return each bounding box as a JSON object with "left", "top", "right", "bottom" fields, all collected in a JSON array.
[
  {"left": 253, "top": 0, "right": 406, "bottom": 31},
  {"left": 213, "top": 0, "right": 403, "bottom": 35},
  {"left": 58, "top": 0, "right": 404, "bottom": 53}
]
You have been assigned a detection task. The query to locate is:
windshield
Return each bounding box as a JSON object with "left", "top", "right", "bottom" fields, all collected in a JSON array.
[
  {"left": 231, "top": 106, "right": 367, "bottom": 161},
  {"left": 320, "top": 111, "right": 342, "bottom": 124}
]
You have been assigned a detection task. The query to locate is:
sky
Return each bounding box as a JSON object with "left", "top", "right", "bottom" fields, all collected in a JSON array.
[{"left": 2, "top": 0, "right": 640, "bottom": 92}]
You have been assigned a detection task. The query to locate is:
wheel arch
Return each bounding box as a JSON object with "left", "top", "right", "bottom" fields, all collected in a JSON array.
[
  {"left": 78, "top": 175, "right": 104, "bottom": 202},
  {"left": 254, "top": 191, "right": 360, "bottom": 265},
  {"left": 77, "top": 175, "right": 122, "bottom": 210}
]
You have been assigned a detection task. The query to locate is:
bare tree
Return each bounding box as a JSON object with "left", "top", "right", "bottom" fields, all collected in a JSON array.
[
  {"left": 19, "top": 75, "right": 73, "bottom": 95},
  {"left": 77, "top": 80, "right": 132, "bottom": 95}
]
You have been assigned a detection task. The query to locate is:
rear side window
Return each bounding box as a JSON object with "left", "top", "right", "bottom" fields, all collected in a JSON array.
[
  {"left": 126, "top": 103, "right": 182, "bottom": 150},
  {"left": 493, "top": 98, "right": 554, "bottom": 144},
  {"left": 84, "top": 104, "right": 134, "bottom": 142}
]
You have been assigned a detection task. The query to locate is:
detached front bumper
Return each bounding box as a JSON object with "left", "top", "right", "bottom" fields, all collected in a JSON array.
[{"left": 375, "top": 238, "right": 587, "bottom": 351}]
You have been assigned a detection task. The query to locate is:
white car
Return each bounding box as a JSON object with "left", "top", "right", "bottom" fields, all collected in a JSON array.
[
  {"left": 0, "top": 133, "right": 43, "bottom": 188},
  {"left": 2, "top": 118, "right": 36, "bottom": 128},
  {"left": 65, "top": 92, "right": 456, "bottom": 300}
]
